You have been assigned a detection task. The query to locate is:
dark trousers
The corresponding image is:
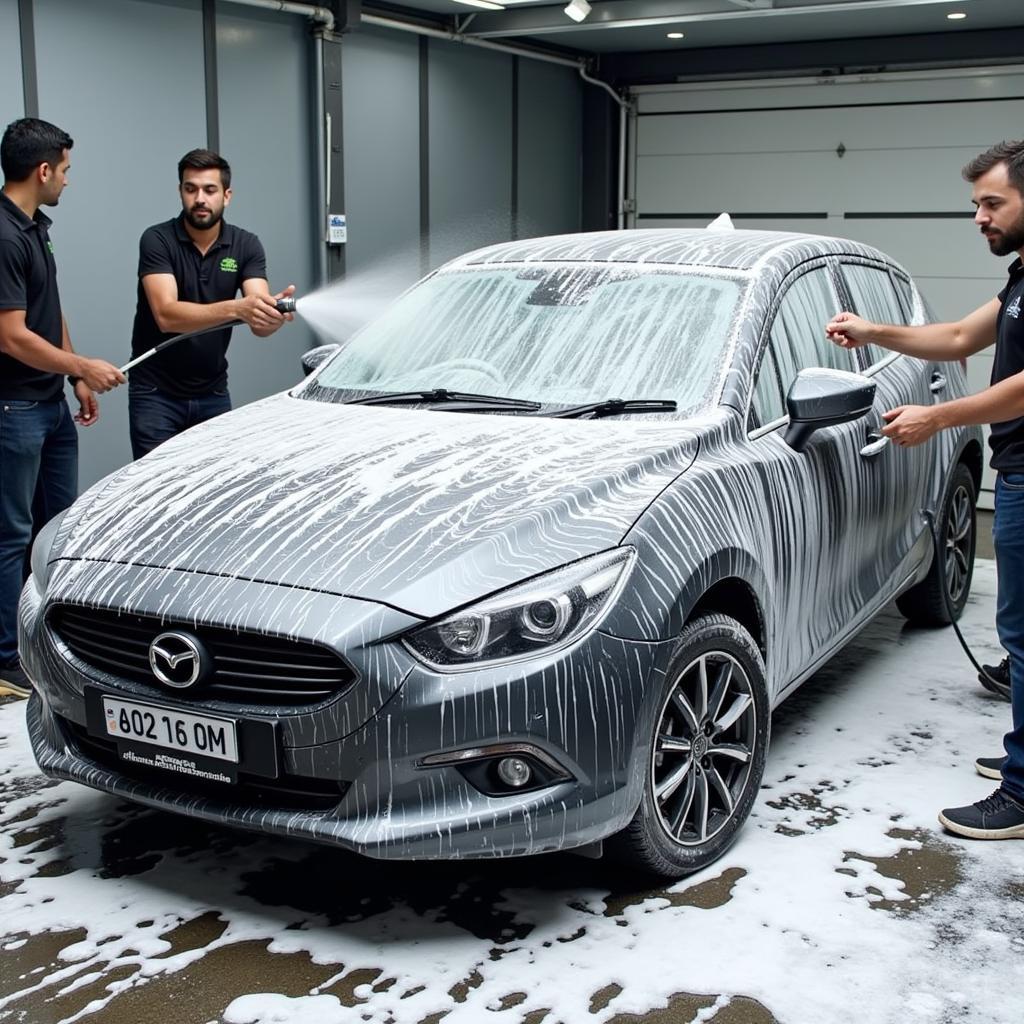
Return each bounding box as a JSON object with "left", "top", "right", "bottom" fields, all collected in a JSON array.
[
  {"left": 0, "top": 398, "right": 77, "bottom": 666},
  {"left": 129, "top": 384, "right": 231, "bottom": 460},
  {"left": 994, "top": 472, "right": 1024, "bottom": 802}
]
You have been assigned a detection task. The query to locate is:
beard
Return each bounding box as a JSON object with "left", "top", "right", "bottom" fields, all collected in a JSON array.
[
  {"left": 984, "top": 209, "right": 1024, "bottom": 256},
  {"left": 185, "top": 205, "right": 224, "bottom": 231}
]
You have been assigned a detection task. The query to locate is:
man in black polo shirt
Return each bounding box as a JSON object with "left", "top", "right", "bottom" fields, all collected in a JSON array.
[
  {"left": 825, "top": 138, "right": 1024, "bottom": 841},
  {"left": 128, "top": 148, "right": 293, "bottom": 459},
  {"left": 0, "top": 118, "right": 125, "bottom": 698}
]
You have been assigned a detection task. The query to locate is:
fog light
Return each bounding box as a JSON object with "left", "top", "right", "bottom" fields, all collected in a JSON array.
[{"left": 496, "top": 756, "right": 532, "bottom": 788}]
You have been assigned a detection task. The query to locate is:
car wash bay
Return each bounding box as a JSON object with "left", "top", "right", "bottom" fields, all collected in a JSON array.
[{"left": 3, "top": 0, "right": 1024, "bottom": 1021}]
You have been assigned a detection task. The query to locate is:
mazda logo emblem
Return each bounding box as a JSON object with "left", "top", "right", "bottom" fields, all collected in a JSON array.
[{"left": 149, "top": 631, "right": 206, "bottom": 689}]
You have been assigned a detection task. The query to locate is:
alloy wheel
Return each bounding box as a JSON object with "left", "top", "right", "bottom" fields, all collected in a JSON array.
[
  {"left": 945, "top": 482, "right": 974, "bottom": 604},
  {"left": 651, "top": 651, "right": 758, "bottom": 847}
]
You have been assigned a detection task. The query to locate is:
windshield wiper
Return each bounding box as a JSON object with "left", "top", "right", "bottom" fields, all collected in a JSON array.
[
  {"left": 543, "top": 398, "right": 678, "bottom": 419},
  {"left": 347, "top": 389, "right": 540, "bottom": 411}
]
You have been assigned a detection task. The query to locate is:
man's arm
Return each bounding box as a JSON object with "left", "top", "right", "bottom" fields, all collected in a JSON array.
[
  {"left": 0, "top": 309, "right": 124, "bottom": 393},
  {"left": 241, "top": 279, "right": 294, "bottom": 338},
  {"left": 825, "top": 298, "right": 1000, "bottom": 361},
  {"left": 883, "top": 371, "right": 1024, "bottom": 448},
  {"left": 142, "top": 273, "right": 279, "bottom": 334},
  {"left": 61, "top": 316, "right": 99, "bottom": 426}
]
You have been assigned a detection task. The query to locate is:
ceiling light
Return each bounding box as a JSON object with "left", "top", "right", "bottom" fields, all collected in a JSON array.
[
  {"left": 564, "top": 0, "right": 591, "bottom": 23},
  {"left": 453, "top": 0, "right": 505, "bottom": 9},
  {"left": 667, "top": 31, "right": 684, "bottom": 38},
  {"left": 946, "top": 10, "right": 966, "bottom": 18}
]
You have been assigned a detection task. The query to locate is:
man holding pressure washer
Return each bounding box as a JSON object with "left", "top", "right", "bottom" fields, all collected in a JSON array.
[
  {"left": 0, "top": 118, "right": 125, "bottom": 699},
  {"left": 127, "top": 149, "right": 293, "bottom": 459},
  {"left": 826, "top": 139, "right": 1024, "bottom": 841}
]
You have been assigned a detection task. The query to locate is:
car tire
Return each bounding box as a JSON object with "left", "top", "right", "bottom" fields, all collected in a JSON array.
[
  {"left": 896, "top": 461, "right": 976, "bottom": 627},
  {"left": 609, "top": 612, "right": 770, "bottom": 879}
]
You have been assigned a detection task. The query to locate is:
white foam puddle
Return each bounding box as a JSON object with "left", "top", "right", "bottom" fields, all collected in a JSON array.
[{"left": 2, "top": 561, "right": 1022, "bottom": 1024}]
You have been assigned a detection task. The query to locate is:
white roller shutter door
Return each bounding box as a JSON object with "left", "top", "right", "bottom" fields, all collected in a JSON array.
[{"left": 631, "top": 67, "right": 1024, "bottom": 507}]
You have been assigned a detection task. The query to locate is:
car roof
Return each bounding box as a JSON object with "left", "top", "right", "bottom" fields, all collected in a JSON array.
[{"left": 444, "top": 228, "right": 894, "bottom": 274}]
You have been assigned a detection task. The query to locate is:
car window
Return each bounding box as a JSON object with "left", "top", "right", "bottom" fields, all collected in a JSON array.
[
  {"left": 769, "top": 265, "right": 854, "bottom": 396},
  {"left": 843, "top": 263, "right": 907, "bottom": 367},
  {"left": 891, "top": 272, "right": 917, "bottom": 322},
  {"left": 750, "top": 345, "right": 785, "bottom": 428},
  {"left": 303, "top": 265, "right": 745, "bottom": 415}
]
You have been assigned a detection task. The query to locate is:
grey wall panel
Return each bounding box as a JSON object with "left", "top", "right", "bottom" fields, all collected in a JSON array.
[
  {"left": 428, "top": 43, "right": 513, "bottom": 269},
  {"left": 517, "top": 61, "right": 582, "bottom": 240},
  {"left": 0, "top": 0, "right": 23, "bottom": 128},
  {"left": 34, "top": 0, "right": 206, "bottom": 490},
  {"left": 215, "top": 3, "right": 316, "bottom": 406},
  {"left": 341, "top": 25, "right": 420, "bottom": 282}
]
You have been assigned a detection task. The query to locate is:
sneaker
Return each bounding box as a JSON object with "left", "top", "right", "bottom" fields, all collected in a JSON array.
[
  {"left": 979, "top": 657, "right": 1011, "bottom": 701},
  {"left": 0, "top": 661, "right": 31, "bottom": 699},
  {"left": 939, "top": 788, "right": 1024, "bottom": 839},
  {"left": 975, "top": 756, "right": 1006, "bottom": 781}
]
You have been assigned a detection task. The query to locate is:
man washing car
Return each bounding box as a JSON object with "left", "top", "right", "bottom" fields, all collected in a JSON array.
[
  {"left": 127, "top": 148, "right": 293, "bottom": 459},
  {"left": 826, "top": 138, "right": 1024, "bottom": 840}
]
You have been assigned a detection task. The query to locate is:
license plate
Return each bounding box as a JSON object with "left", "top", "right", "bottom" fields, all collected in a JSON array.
[{"left": 102, "top": 696, "right": 238, "bottom": 763}]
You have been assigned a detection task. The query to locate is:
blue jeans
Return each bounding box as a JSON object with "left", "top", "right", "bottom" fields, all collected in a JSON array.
[
  {"left": 129, "top": 384, "right": 231, "bottom": 460},
  {"left": 994, "top": 472, "right": 1024, "bottom": 802},
  {"left": 0, "top": 398, "right": 77, "bottom": 666}
]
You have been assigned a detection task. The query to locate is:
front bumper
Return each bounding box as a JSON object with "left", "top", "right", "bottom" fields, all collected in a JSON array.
[{"left": 21, "top": 565, "right": 672, "bottom": 860}]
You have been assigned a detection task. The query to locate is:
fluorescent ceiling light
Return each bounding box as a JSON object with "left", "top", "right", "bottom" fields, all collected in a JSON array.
[
  {"left": 564, "top": 0, "right": 591, "bottom": 23},
  {"left": 453, "top": 0, "right": 505, "bottom": 9},
  {"left": 946, "top": 10, "right": 966, "bottom": 18},
  {"left": 667, "top": 31, "right": 684, "bottom": 38}
]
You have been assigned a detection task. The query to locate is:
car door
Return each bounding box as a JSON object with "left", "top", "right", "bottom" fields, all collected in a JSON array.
[
  {"left": 745, "top": 260, "right": 894, "bottom": 686},
  {"left": 838, "top": 260, "right": 935, "bottom": 583}
]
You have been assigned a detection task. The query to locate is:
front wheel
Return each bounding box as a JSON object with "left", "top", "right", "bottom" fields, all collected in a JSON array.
[
  {"left": 896, "top": 461, "right": 976, "bottom": 626},
  {"left": 609, "top": 613, "right": 770, "bottom": 879}
]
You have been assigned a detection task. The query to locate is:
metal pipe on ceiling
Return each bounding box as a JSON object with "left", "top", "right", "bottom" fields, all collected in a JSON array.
[
  {"left": 358, "top": 12, "right": 582, "bottom": 69},
  {"left": 218, "top": 0, "right": 334, "bottom": 29}
]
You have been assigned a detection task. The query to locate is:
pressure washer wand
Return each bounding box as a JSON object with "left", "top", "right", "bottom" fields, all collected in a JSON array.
[{"left": 118, "top": 297, "right": 297, "bottom": 375}]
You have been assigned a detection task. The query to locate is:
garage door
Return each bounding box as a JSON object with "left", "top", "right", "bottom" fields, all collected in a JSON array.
[{"left": 631, "top": 66, "right": 1024, "bottom": 508}]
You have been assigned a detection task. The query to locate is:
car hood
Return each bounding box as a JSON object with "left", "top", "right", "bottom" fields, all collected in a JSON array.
[{"left": 55, "top": 394, "right": 699, "bottom": 618}]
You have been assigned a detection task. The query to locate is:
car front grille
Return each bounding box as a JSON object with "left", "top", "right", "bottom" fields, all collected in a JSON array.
[
  {"left": 66, "top": 722, "right": 349, "bottom": 812},
  {"left": 49, "top": 604, "right": 356, "bottom": 708}
]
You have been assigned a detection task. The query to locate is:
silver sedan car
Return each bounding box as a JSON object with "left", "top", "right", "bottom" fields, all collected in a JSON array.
[{"left": 21, "top": 228, "right": 981, "bottom": 878}]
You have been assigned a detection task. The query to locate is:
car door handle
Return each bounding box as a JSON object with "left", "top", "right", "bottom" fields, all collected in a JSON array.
[
  {"left": 930, "top": 372, "right": 947, "bottom": 394},
  {"left": 860, "top": 432, "right": 890, "bottom": 457}
]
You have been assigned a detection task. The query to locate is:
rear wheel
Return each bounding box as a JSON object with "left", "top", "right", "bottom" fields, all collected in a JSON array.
[
  {"left": 896, "top": 461, "right": 976, "bottom": 626},
  {"left": 610, "top": 613, "right": 769, "bottom": 879}
]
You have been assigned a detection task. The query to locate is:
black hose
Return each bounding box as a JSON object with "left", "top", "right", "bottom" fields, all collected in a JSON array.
[{"left": 922, "top": 507, "right": 1002, "bottom": 686}]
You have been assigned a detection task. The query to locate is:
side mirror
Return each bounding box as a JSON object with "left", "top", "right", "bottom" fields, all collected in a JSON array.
[
  {"left": 301, "top": 344, "right": 340, "bottom": 376},
  {"left": 783, "top": 367, "right": 875, "bottom": 452}
]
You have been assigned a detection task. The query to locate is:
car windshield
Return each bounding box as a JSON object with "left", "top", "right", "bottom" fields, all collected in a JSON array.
[{"left": 301, "top": 264, "right": 744, "bottom": 412}]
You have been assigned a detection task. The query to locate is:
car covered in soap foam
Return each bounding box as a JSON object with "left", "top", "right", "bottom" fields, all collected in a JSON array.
[{"left": 21, "top": 229, "right": 981, "bottom": 877}]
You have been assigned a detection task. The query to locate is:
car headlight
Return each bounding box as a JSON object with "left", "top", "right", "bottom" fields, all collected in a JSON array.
[
  {"left": 30, "top": 511, "right": 66, "bottom": 593},
  {"left": 404, "top": 547, "right": 635, "bottom": 671}
]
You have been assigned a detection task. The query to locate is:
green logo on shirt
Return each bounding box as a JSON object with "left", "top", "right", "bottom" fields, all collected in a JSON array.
[
  {"left": 47, "top": 241, "right": 54, "bottom": 253},
  {"left": 219, "top": 256, "right": 238, "bottom": 273}
]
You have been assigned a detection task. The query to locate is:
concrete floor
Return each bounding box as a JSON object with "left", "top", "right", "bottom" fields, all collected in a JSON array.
[{"left": 0, "top": 555, "right": 1020, "bottom": 1024}]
